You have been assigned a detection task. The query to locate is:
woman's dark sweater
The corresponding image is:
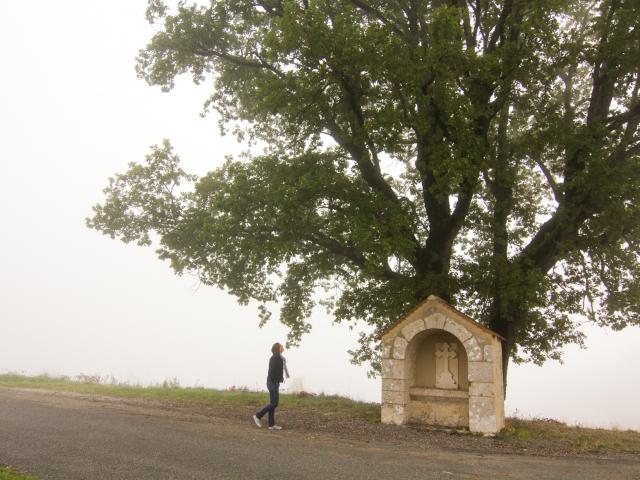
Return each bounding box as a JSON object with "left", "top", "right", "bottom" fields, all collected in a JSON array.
[{"left": 267, "top": 354, "right": 284, "bottom": 383}]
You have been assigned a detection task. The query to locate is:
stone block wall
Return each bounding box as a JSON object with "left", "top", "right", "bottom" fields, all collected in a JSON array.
[{"left": 381, "top": 296, "right": 505, "bottom": 434}]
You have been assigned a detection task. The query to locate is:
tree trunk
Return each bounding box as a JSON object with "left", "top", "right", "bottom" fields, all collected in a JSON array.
[
  {"left": 488, "top": 105, "right": 515, "bottom": 397},
  {"left": 489, "top": 309, "right": 516, "bottom": 398}
]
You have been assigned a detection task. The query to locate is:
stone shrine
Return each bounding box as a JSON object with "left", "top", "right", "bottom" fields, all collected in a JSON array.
[{"left": 380, "top": 295, "right": 505, "bottom": 434}]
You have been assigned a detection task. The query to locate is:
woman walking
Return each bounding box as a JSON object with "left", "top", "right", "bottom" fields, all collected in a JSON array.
[{"left": 252, "top": 342, "right": 288, "bottom": 430}]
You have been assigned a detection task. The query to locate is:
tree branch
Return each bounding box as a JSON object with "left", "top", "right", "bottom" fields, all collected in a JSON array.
[
  {"left": 487, "top": 0, "right": 514, "bottom": 52},
  {"left": 560, "top": 65, "right": 577, "bottom": 130},
  {"left": 518, "top": 1, "right": 633, "bottom": 277},
  {"left": 255, "top": 1, "right": 283, "bottom": 16},
  {"left": 324, "top": 117, "right": 399, "bottom": 204},
  {"left": 323, "top": 65, "right": 403, "bottom": 205},
  {"left": 534, "top": 157, "right": 563, "bottom": 205},
  {"left": 348, "top": 0, "right": 406, "bottom": 38},
  {"left": 457, "top": 0, "right": 476, "bottom": 50},
  {"left": 606, "top": 104, "right": 640, "bottom": 130},
  {"left": 301, "top": 232, "right": 405, "bottom": 281},
  {"left": 193, "top": 48, "right": 285, "bottom": 79}
]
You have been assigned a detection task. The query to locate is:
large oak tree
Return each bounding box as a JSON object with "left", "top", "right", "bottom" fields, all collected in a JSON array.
[{"left": 89, "top": 0, "right": 640, "bottom": 388}]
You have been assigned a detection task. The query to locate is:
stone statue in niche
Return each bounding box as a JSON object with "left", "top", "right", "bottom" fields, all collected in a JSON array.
[{"left": 435, "top": 342, "right": 459, "bottom": 389}]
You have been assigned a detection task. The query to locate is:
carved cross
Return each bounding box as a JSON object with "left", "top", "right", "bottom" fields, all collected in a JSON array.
[
  {"left": 435, "top": 342, "right": 458, "bottom": 389},
  {"left": 435, "top": 343, "right": 457, "bottom": 362}
]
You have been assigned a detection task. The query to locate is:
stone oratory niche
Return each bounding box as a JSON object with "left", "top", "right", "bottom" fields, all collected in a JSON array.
[{"left": 380, "top": 295, "right": 505, "bottom": 434}]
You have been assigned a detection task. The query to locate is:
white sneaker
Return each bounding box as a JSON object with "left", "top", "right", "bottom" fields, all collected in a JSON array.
[
  {"left": 268, "top": 425, "right": 282, "bottom": 430},
  {"left": 252, "top": 415, "right": 262, "bottom": 428}
]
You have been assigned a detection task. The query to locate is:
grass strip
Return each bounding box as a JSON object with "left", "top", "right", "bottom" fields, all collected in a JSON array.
[
  {"left": 0, "top": 373, "right": 380, "bottom": 423},
  {"left": 498, "top": 417, "right": 640, "bottom": 455},
  {"left": 0, "top": 467, "right": 38, "bottom": 480}
]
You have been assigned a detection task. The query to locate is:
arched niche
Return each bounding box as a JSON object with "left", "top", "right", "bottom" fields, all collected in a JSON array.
[
  {"left": 407, "top": 330, "right": 469, "bottom": 391},
  {"left": 404, "top": 329, "right": 470, "bottom": 428}
]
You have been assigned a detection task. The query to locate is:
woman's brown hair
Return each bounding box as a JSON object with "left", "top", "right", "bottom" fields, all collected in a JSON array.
[{"left": 271, "top": 342, "right": 282, "bottom": 355}]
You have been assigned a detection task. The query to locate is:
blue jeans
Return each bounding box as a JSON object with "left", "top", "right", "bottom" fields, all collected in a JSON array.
[{"left": 256, "top": 381, "right": 279, "bottom": 427}]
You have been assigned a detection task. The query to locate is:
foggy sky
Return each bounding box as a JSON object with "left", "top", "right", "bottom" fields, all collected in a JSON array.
[{"left": 0, "top": 1, "right": 638, "bottom": 430}]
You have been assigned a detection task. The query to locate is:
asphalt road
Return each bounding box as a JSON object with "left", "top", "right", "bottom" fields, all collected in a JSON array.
[{"left": 0, "top": 388, "right": 638, "bottom": 480}]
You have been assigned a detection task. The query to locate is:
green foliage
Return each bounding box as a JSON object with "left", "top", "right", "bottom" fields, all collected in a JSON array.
[{"left": 89, "top": 0, "right": 640, "bottom": 377}]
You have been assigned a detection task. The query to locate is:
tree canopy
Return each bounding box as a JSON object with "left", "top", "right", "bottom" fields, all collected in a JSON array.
[{"left": 88, "top": 0, "right": 640, "bottom": 384}]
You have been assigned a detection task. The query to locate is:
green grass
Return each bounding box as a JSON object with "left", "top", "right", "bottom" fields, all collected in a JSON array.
[
  {"left": 0, "top": 373, "right": 380, "bottom": 423},
  {"left": 0, "top": 467, "right": 38, "bottom": 480},
  {"left": 499, "top": 416, "right": 640, "bottom": 455}
]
